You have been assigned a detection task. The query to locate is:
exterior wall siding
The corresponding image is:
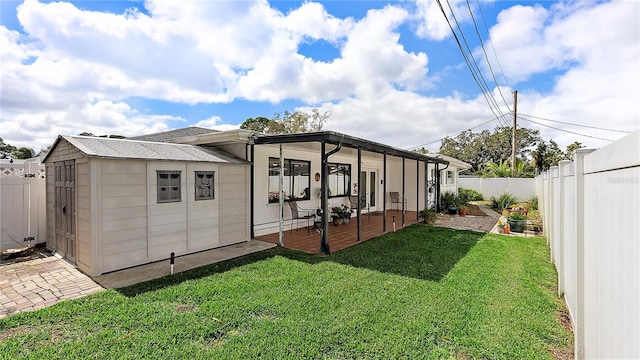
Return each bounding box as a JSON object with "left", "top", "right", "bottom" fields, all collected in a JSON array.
[
  {"left": 99, "top": 159, "right": 148, "bottom": 273},
  {"left": 219, "top": 164, "right": 250, "bottom": 245}
]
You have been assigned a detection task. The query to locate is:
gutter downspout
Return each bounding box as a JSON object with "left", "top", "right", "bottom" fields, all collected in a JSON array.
[{"left": 320, "top": 142, "right": 342, "bottom": 254}]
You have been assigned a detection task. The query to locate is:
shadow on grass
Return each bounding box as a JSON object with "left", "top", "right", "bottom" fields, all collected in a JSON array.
[
  {"left": 286, "top": 224, "right": 484, "bottom": 281},
  {"left": 117, "top": 225, "right": 483, "bottom": 297}
]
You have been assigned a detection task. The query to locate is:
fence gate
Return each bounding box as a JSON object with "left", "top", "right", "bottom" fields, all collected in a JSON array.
[
  {"left": 0, "top": 160, "right": 46, "bottom": 252},
  {"left": 54, "top": 160, "right": 76, "bottom": 263}
]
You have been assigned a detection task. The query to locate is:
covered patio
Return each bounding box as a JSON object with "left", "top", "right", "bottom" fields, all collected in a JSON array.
[{"left": 255, "top": 209, "right": 420, "bottom": 253}]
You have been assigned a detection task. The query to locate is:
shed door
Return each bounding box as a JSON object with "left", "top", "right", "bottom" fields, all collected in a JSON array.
[{"left": 54, "top": 160, "right": 76, "bottom": 264}]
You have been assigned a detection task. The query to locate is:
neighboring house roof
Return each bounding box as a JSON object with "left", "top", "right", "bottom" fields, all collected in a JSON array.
[
  {"left": 43, "top": 135, "right": 247, "bottom": 164},
  {"left": 129, "top": 126, "right": 218, "bottom": 142},
  {"left": 435, "top": 154, "right": 472, "bottom": 171}
]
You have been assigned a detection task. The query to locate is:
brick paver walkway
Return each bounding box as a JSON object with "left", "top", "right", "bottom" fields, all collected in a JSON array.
[{"left": 0, "top": 256, "right": 104, "bottom": 319}]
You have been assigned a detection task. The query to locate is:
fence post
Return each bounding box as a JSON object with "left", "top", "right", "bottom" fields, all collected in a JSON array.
[
  {"left": 573, "top": 149, "right": 595, "bottom": 360},
  {"left": 557, "top": 162, "right": 570, "bottom": 297}
]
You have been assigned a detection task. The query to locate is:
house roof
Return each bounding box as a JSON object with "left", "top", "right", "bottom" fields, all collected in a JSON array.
[
  {"left": 433, "top": 154, "right": 472, "bottom": 170},
  {"left": 253, "top": 131, "right": 450, "bottom": 165},
  {"left": 43, "top": 135, "right": 247, "bottom": 164},
  {"left": 129, "top": 126, "right": 218, "bottom": 142}
]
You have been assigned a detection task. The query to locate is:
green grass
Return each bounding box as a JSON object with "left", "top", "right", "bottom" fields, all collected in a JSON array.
[{"left": 0, "top": 226, "right": 571, "bottom": 359}]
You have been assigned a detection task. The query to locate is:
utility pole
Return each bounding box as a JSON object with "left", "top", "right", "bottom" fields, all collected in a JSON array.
[{"left": 511, "top": 90, "right": 518, "bottom": 177}]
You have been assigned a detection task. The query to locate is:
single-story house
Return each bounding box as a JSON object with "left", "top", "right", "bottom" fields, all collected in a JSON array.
[{"left": 44, "top": 128, "right": 470, "bottom": 275}]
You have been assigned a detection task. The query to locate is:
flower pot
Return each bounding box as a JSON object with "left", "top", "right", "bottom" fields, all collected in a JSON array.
[
  {"left": 314, "top": 220, "right": 322, "bottom": 229},
  {"left": 332, "top": 217, "right": 344, "bottom": 226},
  {"left": 459, "top": 208, "right": 467, "bottom": 216},
  {"left": 447, "top": 207, "right": 457, "bottom": 215},
  {"left": 507, "top": 219, "right": 526, "bottom": 233},
  {"left": 343, "top": 216, "right": 350, "bottom": 224}
]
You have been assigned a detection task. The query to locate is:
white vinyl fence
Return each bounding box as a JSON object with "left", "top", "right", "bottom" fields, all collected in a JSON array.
[
  {"left": 459, "top": 177, "right": 535, "bottom": 201},
  {"left": 0, "top": 159, "right": 46, "bottom": 251},
  {"left": 536, "top": 131, "right": 639, "bottom": 360}
]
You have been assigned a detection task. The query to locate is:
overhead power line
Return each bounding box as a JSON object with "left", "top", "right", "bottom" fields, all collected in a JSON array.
[
  {"left": 518, "top": 113, "right": 632, "bottom": 134},
  {"left": 434, "top": 0, "right": 508, "bottom": 125},
  {"left": 474, "top": 0, "right": 511, "bottom": 89},
  {"left": 516, "top": 115, "right": 614, "bottom": 142},
  {"left": 465, "top": 0, "right": 511, "bottom": 112},
  {"left": 408, "top": 113, "right": 507, "bottom": 150}
]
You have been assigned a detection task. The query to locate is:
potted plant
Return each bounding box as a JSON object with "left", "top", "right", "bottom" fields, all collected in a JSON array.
[
  {"left": 331, "top": 205, "right": 350, "bottom": 225},
  {"left": 458, "top": 205, "right": 467, "bottom": 216},
  {"left": 507, "top": 212, "right": 526, "bottom": 233},
  {"left": 441, "top": 191, "right": 457, "bottom": 215},
  {"left": 314, "top": 208, "right": 322, "bottom": 229},
  {"left": 342, "top": 204, "right": 352, "bottom": 224},
  {"left": 418, "top": 208, "right": 437, "bottom": 224}
]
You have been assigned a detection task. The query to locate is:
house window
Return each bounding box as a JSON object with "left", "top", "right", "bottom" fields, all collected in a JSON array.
[
  {"left": 157, "top": 170, "right": 181, "bottom": 203},
  {"left": 328, "top": 162, "right": 351, "bottom": 197},
  {"left": 268, "top": 157, "right": 310, "bottom": 203},
  {"left": 195, "top": 171, "right": 214, "bottom": 200},
  {"left": 441, "top": 170, "right": 454, "bottom": 185}
]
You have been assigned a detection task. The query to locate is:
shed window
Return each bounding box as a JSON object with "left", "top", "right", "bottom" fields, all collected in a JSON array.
[
  {"left": 195, "top": 171, "right": 214, "bottom": 200},
  {"left": 157, "top": 170, "right": 181, "bottom": 203},
  {"left": 268, "top": 157, "right": 310, "bottom": 203}
]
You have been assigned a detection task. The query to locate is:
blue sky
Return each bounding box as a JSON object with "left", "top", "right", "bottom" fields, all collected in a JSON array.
[{"left": 1, "top": 0, "right": 638, "bottom": 153}]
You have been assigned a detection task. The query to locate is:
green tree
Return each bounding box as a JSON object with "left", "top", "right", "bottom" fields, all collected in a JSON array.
[
  {"left": 0, "top": 137, "right": 17, "bottom": 158},
  {"left": 240, "top": 109, "right": 331, "bottom": 135},
  {"left": 531, "top": 140, "right": 564, "bottom": 174},
  {"left": 482, "top": 160, "right": 512, "bottom": 178},
  {"left": 240, "top": 117, "right": 273, "bottom": 132},
  {"left": 564, "top": 141, "right": 585, "bottom": 160},
  {"left": 439, "top": 126, "right": 541, "bottom": 174},
  {"left": 12, "top": 147, "right": 35, "bottom": 159}
]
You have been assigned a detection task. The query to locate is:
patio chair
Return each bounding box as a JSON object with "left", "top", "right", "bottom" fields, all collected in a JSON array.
[
  {"left": 389, "top": 192, "right": 405, "bottom": 212},
  {"left": 288, "top": 201, "right": 314, "bottom": 235}
]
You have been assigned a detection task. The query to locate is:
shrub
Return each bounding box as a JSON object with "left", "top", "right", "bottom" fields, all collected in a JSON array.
[
  {"left": 508, "top": 212, "right": 525, "bottom": 220},
  {"left": 529, "top": 196, "right": 539, "bottom": 210},
  {"left": 441, "top": 191, "right": 457, "bottom": 208},
  {"left": 490, "top": 192, "right": 517, "bottom": 210},
  {"left": 418, "top": 208, "right": 437, "bottom": 224},
  {"left": 458, "top": 187, "right": 483, "bottom": 201},
  {"left": 455, "top": 191, "right": 470, "bottom": 207}
]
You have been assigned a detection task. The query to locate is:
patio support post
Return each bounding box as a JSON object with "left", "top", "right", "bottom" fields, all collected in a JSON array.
[
  {"left": 416, "top": 159, "right": 420, "bottom": 222},
  {"left": 320, "top": 142, "right": 342, "bottom": 254},
  {"left": 383, "top": 153, "right": 387, "bottom": 233},
  {"left": 320, "top": 141, "right": 329, "bottom": 253},
  {"left": 278, "top": 144, "right": 284, "bottom": 246},
  {"left": 356, "top": 148, "right": 362, "bottom": 242},
  {"left": 250, "top": 143, "right": 255, "bottom": 239},
  {"left": 402, "top": 157, "right": 405, "bottom": 226},
  {"left": 435, "top": 163, "right": 440, "bottom": 212}
]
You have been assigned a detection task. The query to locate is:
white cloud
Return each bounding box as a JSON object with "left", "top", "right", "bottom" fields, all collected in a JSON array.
[
  {"left": 484, "top": 1, "right": 640, "bottom": 147},
  {"left": 195, "top": 116, "right": 239, "bottom": 132},
  {"left": 414, "top": 0, "right": 471, "bottom": 41},
  {"left": 0, "top": 0, "right": 637, "bottom": 155}
]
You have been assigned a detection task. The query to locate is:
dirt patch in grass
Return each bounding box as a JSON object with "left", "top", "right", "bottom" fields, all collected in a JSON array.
[
  {"left": 0, "top": 325, "right": 36, "bottom": 341},
  {"left": 174, "top": 303, "right": 198, "bottom": 313},
  {"left": 549, "top": 308, "right": 574, "bottom": 360}
]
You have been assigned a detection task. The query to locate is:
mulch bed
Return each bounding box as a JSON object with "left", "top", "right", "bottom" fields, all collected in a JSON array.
[{"left": 465, "top": 204, "right": 487, "bottom": 216}]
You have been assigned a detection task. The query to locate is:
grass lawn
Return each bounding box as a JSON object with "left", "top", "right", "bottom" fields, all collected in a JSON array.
[{"left": 0, "top": 225, "right": 571, "bottom": 359}]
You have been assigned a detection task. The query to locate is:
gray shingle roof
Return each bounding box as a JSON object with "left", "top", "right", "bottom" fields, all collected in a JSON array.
[
  {"left": 129, "top": 126, "right": 219, "bottom": 142},
  {"left": 61, "top": 135, "right": 246, "bottom": 164}
]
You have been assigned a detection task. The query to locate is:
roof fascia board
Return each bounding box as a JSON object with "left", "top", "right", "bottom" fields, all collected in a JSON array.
[{"left": 254, "top": 131, "right": 448, "bottom": 164}]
